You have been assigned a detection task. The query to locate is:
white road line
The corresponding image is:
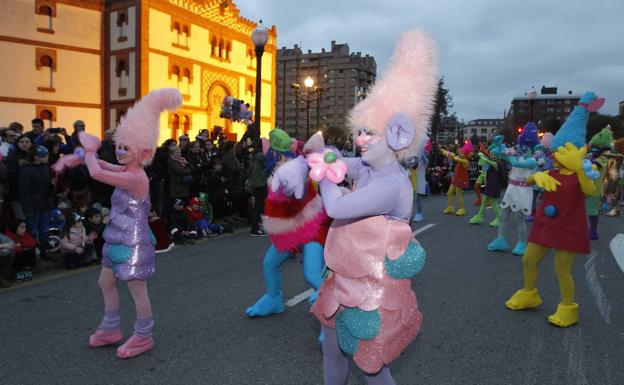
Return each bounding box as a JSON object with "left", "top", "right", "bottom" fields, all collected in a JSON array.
[
  {"left": 285, "top": 288, "right": 315, "bottom": 307},
  {"left": 609, "top": 234, "right": 624, "bottom": 273},
  {"left": 413, "top": 223, "right": 435, "bottom": 236},
  {"left": 584, "top": 251, "right": 612, "bottom": 324}
]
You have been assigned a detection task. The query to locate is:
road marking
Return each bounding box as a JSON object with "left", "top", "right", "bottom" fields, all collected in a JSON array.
[
  {"left": 413, "top": 223, "right": 435, "bottom": 236},
  {"left": 584, "top": 251, "right": 611, "bottom": 324},
  {"left": 285, "top": 288, "right": 315, "bottom": 307},
  {"left": 609, "top": 234, "right": 624, "bottom": 273},
  {"left": 563, "top": 328, "right": 589, "bottom": 385}
]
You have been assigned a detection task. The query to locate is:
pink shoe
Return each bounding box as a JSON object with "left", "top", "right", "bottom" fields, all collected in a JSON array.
[
  {"left": 88, "top": 328, "right": 123, "bottom": 348},
  {"left": 116, "top": 334, "right": 153, "bottom": 359}
]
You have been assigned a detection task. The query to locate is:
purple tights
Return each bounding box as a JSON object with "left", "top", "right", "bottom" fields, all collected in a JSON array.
[{"left": 321, "top": 325, "right": 396, "bottom": 385}]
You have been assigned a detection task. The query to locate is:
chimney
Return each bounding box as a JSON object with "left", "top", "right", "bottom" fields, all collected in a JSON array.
[
  {"left": 321, "top": 48, "right": 325, "bottom": 53},
  {"left": 294, "top": 44, "right": 298, "bottom": 49},
  {"left": 308, "top": 49, "right": 312, "bottom": 54},
  {"left": 331, "top": 40, "right": 336, "bottom": 50}
]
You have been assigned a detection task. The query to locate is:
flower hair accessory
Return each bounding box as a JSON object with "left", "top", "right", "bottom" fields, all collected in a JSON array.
[{"left": 307, "top": 150, "right": 347, "bottom": 184}]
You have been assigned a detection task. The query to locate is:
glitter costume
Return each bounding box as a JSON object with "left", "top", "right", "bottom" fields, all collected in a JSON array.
[{"left": 101, "top": 187, "right": 155, "bottom": 281}]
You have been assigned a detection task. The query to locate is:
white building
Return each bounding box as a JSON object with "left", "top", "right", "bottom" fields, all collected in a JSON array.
[{"left": 462, "top": 119, "right": 503, "bottom": 143}]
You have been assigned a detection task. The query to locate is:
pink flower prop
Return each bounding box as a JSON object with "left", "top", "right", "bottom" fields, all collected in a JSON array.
[{"left": 307, "top": 150, "right": 347, "bottom": 184}]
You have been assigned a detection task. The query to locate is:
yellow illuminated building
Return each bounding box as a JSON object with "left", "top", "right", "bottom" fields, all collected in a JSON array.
[{"left": 0, "top": 0, "right": 277, "bottom": 142}]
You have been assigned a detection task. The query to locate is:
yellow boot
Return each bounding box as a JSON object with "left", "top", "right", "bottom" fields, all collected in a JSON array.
[
  {"left": 443, "top": 206, "right": 454, "bottom": 214},
  {"left": 548, "top": 303, "right": 579, "bottom": 327},
  {"left": 505, "top": 288, "right": 543, "bottom": 310},
  {"left": 455, "top": 208, "right": 466, "bottom": 216}
]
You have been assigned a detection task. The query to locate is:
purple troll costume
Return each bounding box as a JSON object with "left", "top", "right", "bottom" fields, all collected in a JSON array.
[{"left": 274, "top": 30, "right": 438, "bottom": 385}]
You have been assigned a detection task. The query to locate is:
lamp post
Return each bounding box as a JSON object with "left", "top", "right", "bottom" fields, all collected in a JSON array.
[
  {"left": 291, "top": 76, "right": 322, "bottom": 140},
  {"left": 250, "top": 20, "right": 268, "bottom": 147},
  {"left": 528, "top": 86, "right": 537, "bottom": 123}
]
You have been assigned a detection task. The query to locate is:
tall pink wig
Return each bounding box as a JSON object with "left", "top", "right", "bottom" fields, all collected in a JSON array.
[
  {"left": 115, "top": 88, "right": 182, "bottom": 164},
  {"left": 347, "top": 30, "right": 438, "bottom": 161}
]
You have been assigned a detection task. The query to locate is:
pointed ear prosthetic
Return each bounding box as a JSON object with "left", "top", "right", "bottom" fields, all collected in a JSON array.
[{"left": 386, "top": 113, "right": 415, "bottom": 151}]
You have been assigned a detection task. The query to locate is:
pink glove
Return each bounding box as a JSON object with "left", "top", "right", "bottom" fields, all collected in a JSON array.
[
  {"left": 78, "top": 131, "right": 102, "bottom": 153},
  {"left": 307, "top": 150, "right": 347, "bottom": 184}
]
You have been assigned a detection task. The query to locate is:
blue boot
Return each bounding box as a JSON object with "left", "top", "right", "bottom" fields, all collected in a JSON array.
[
  {"left": 245, "top": 244, "right": 290, "bottom": 317},
  {"left": 487, "top": 237, "right": 510, "bottom": 252},
  {"left": 512, "top": 241, "right": 527, "bottom": 256},
  {"left": 245, "top": 292, "right": 285, "bottom": 317}
]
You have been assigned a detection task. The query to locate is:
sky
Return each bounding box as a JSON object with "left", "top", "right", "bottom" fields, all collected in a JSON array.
[{"left": 236, "top": 0, "right": 624, "bottom": 122}]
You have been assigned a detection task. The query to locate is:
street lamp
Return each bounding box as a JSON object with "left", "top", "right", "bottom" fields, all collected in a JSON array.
[
  {"left": 291, "top": 77, "right": 322, "bottom": 140},
  {"left": 250, "top": 20, "right": 268, "bottom": 147},
  {"left": 527, "top": 86, "right": 537, "bottom": 122}
]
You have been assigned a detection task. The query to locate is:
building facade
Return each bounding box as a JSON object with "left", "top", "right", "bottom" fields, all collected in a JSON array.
[
  {"left": 619, "top": 100, "right": 623, "bottom": 117},
  {"left": 462, "top": 119, "right": 503, "bottom": 143},
  {"left": 505, "top": 86, "right": 580, "bottom": 135},
  {"left": 276, "top": 41, "right": 376, "bottom": 140},
  {"left": 0, "top": 0, "right": 277, "bottom": 142},
  {"left": 436, "top": 116, "right": 462, "bottom": 144}
]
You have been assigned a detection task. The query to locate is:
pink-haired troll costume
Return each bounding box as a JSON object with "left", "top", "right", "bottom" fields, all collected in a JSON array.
[
  {"left": 440, "top": 141, "right": 473, "bottom": 216},
  {"left": 56, "top": 88, "right": 182, "bottom": 358},
  {"left": 308, "top": 30, "right": 437, "bottom": 385},
  {"left": 245, "top": 129, "right": 330, "bottom": 317}
]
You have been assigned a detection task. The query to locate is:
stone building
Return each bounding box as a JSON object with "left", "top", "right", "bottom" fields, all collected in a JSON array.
[
  {"left": 462, "top": 119, "right": 503, "bottom": 143},
  {"left": 276, "top": 40, "right": 376, "bottom": 141},
  {"left": 0, "top": 0, "right": 277, "bottom": 142}
]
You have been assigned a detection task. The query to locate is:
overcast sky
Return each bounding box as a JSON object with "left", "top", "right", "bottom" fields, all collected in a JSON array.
[{"left": 236, "top": 0, "right": 623, "bottom": 122}]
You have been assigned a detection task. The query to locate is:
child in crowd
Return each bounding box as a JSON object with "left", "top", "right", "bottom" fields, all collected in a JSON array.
[
  {"left": 169, "top": 199, "right": 195, "bottom": 245},
  {"left": 6, "top": 218, "right": 36, "bottom": 282},
  {"left": 148, "top": 210, "right": 173, "bottom": 253},
  {"left": 185, "top": 197, "right": 222, "bottom": 238},
  {"left": 199, "top": 192, "right": 229, "bottom": 234},
  {"left": 84, "top": 207, "right": 105, "bottom": 262},
  {"left": 0, "top": 232, "right": 15, "bottom": 288},
  {"left": 61, "top": 213, "right": 97, "bottom": 269}
]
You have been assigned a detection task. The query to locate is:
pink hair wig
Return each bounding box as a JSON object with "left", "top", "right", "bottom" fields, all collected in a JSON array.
[
  {"left": 347, "top": 30, "right": 438, "bottom": 161},
  {"left": 115, "top": 88, "right": 182, "bottom": 164},
  {"left": 461, "top": 141, "right": 473, "bottom": 156},
  {"left": 540, "top": 132, "right": 554, "bottom": 149}
]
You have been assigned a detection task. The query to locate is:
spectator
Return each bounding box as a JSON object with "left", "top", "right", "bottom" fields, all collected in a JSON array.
[
  {"left": 6, "top": 218, "right": 36, "bottom": 282},
  {"left": 149, "top": 138, "right": 176, "bottom": 218},
  {"left": 0, "top": 159, "right": 7, "bottom": 228},
  {"left": 248, "top": 145, "right": 268, "bottom": 236},
  {"left": 206, "top": 158, "right": 227, "bottom": 222},
  {"left": 8, "top": 122, "right": 23, "bottom": 135},
  {"left": 0, "top": 128, "right": 18, "bottom": 157},
  {"left": 68, "top": 120, "right": 85, "bottom": 151},
  {"left": 0, "top": 232, "right": 15, "bottom": 288},
  {"left": 5, "top": 133, "right": 33, "bottom": 219},
  {"left": 221, "top": 140, "right": 244, "bottom": 221},
  {"left": 204, "top": 139, "right": 218, "bottom": 160},
  {"left": 43, "top": 137, "right": 61, "bottom": 166},
  {"left": 148, "top": 210, "right": 173, "bottom": 253},
  {"left": 61, "top": 212, "right": 96, "bottom": 269},
  {"left": 178, "top": 135, "right": 190, "bottom": 156},
  {"left": 92, "top": 128, "right": 116, "bottom": 208},
  {"left": 167, "top": 145, "right": 191, "bottom": 204},
  {"left": 169, "top": 198, "right": 194, "bottom": 245},
  {"left": 18, "top": 146, "right": 53, "bottom": 253},
  {"left": 185, "top": 141, "right": 210, "bottom": 197},
  {"left": 83, "top": 207, "right": 105, "bottom": 262},
  {"left": 27, "top": 118, "right": 45, "bottom": 142}
]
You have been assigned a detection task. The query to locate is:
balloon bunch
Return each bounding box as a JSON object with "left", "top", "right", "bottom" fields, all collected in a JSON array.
[{"left": 220, "top": 96, "right": 253, "bottom": 124}]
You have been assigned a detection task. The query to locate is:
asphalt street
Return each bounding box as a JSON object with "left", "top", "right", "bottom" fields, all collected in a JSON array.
[{"left": 2, "top": 192, "right": 624, "bottom": 385}]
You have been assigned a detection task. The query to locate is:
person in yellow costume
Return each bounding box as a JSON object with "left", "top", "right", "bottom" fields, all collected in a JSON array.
[
  {"left": 505, "top": 91, "right": 604, "bottom": 327},
  {"left": 440, "top": 141, "right": 472, "bottom": 216}
]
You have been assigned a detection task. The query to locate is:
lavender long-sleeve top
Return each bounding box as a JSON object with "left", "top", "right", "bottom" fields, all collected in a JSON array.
[{"left": 319, "top": 157, "right": 413, "bottom": 221}]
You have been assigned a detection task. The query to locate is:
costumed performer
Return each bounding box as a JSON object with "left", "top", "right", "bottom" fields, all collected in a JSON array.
[
  {"left": 55, "top": 88, "right": 182, "bottom": 357},
  {"left": 486, "top": 122, "right": 539, "bottom": 256},
  {"left": 505, "top": 91, "right": 604, "bottom": 327},
  {"left": 585, "top": 125, "right": 613, "bottom": 239},
  {"left": 305, "top": 30, "right": 436, "bottom": 384},
  {"left": 469, "top": 136, "right": 505, "bottom": 226},
  {"left": 410, "top": 140, "right": 431, "bottom": 223},
  {"left": 604, "top": 136, "right": 624, "bottom": 216},
  {"left": 440, "top": 141, "right": 473, "bottom": 216},
  {"left": 245, "top": 128, "right": 330, "bottom": 317}
]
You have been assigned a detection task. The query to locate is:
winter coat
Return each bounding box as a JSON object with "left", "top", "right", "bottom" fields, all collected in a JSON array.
[
  {"left": 167, "top": 160, "right": 191, "bottom": 199},
  {"left": 18, "top": 162, "right": 52, "bottom": 215},
  {"left": 61, "top": 225, "right": 93, "bottom": 252},
  {"left": 5, "top": 230, "right": 36, "bottom": 253}
]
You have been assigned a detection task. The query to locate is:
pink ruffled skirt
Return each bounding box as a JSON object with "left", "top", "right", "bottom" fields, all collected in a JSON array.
[{"left": 311, "top": 215, "right": 423, "bottom": 373}]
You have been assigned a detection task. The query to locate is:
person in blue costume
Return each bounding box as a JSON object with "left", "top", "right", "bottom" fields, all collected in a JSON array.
[
  {"left": 487, "top": 123, "right": 539, "bottom": 256},
  {"left": 245, "top": 129, "right": 330, "bottom": 317}
]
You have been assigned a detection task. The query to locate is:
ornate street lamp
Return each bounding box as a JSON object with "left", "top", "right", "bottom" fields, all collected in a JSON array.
[
  {"left": 291, "top": 76, "right": 322, "bottom": 140},
  {"left": 250, "top": 20, "right": 269, "bottom": 146}
]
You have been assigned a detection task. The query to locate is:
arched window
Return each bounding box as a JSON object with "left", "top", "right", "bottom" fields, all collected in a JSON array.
[
  {"left": 171, "top": 65, "right": 180, "bottom": 85},
  {"left": 225, "top": 42, "right": 231, "bottom": 61},
  {"left": 211, "top": 36, "right": 217, "bottom": 56},
  {"left": 181, "top": 25, "right": 189, "bottom": 47},
  {"left": 116, "top": 12, "right": 127, "bottom": 41},
  {"left": 180, "top": 68, "right": 191, "bottom": 95},
  {"left": 116, "top": 60, "right": 128, "bottom": 95},
  {"left": 39, "top": 55, "right": 54, "bottom": 89},
  {"left": 36, "top": 3, "right": 55, "bottom": 32},
  {"left": 218, "top": 39, "right": 224, "bottom": 58},
  {"left": 171, "top": 114, "right": 180, "bottom": 139},
  {"left": 172, "top": 22, "right": 181, "bottom": 45},
  {"left": 39, "top": 109, "right": 53, "bottom": 126},
  {"left": 182, "top": 115, "right": 190, "bottom": 134}
]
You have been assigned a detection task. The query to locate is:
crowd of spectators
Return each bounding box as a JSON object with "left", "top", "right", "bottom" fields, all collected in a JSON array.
[{"left": 0, "top": 120, "right": 269, "bottom": 288}]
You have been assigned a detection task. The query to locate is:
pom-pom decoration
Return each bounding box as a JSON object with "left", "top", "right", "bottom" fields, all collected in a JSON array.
[
  {"left": 307, "top": 150, "right": 347, "bottom": 184},
  {"left": 219, "top": 96, "right": 253, "bottom": 124}
]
